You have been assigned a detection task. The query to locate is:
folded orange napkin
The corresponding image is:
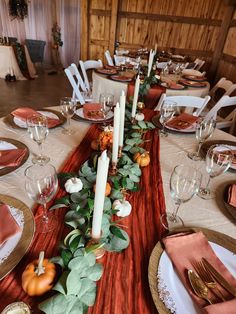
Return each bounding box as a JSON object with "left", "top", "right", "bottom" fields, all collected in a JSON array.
[
  {"left": 166, "top": 113, "right": 198, "bottom": 130},
  {"left": 0, "top": 148, "right": 27, "bottom": 167},
  {"left": 163, "top": 231, "right": 236, "bottom": 314},
  {"left": 11, "top": 107, "right": 60, "bottom": 128},
  {"left": 228, "top": 184, "right": 236, "bottom": 207},
  {"left": 83, "top": 103, "right": 103, "bottom": 119},
  {"left": 0, "top": 204, "right": 21, "bottom": 246}
]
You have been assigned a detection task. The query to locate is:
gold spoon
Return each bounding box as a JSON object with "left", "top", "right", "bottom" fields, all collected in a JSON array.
[{"left": 188, "top": 269, "right": 213, "bottom": 304}]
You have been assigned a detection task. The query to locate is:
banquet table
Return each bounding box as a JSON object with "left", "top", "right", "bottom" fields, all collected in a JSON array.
[
  {"left": 0, "top": 106, "right": 235, "bottom": 313},
  {"left": 0, "top": 45, "right": 37, "bottom": 80},
  {"left": 92, "top": 72, "right": 210, "bottom": 106}
]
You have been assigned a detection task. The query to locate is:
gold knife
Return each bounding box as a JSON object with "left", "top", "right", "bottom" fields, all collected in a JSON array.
[{"left": 202, "top": 258, "right": 236, "bottom": 297}]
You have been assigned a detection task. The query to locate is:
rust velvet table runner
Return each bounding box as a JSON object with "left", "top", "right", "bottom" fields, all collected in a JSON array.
[{"left": 0, "top": 109, "right": 166, "bottom": 314}]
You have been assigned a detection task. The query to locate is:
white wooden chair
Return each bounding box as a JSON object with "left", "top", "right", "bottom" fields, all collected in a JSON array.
[
  {"left": 193, "top": 58, "right": 205, "bottom": 71},
  {"left": 204, "top": 95, "right": 236, "bottom": 134},
  {"left": 154, "top": 94, "right": 211, "bottom": 117},
  {"left": 105, "top": 50, "right": 114, "bottom": 66},
  {"left": 209, "top": 77, "right": 236, "bottom": 100},
  {"left": 64, "top": 65, "right": 86, "bottom": 105},
  {"left": 79, "top": 59, "right": 103, "bottom": 91}
]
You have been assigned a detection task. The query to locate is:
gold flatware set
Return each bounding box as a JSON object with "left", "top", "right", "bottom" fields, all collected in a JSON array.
[{"left": 188, "top": 258, "right": 236, "bottom": 304}]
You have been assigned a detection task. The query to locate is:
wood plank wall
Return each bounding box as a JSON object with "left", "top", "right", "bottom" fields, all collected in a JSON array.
[{"left": 80, "top": 0, "right": 236, "bottom": 84}]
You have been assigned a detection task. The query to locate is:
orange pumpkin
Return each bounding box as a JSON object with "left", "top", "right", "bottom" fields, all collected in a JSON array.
[
  {"left": 22, "top": 251, "right": 57, "bottom": 296},
  {"left": 133, "top": 152, "right": 150, "bottom": 167},
  {"left": 93, "top": 182, "right": 111, "bottom": 196}
]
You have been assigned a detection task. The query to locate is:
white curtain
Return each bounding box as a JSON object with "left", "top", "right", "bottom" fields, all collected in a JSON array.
[
  {"left": 56, "top": 0, "right": 81, "bottom": 67},
  {"left": 0, "top": 0, "right": 81, "bottom": 66}
]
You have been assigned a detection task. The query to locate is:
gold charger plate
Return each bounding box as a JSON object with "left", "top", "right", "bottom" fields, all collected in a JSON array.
[
  {"left": 148, "top": 227, "right": 236, "bottom": 314},
  {"left": 0, "top": 138, "right": 29, "bottom": 176},
  {"left": 0, "top": 194, "right": 35, "bottom": 280},
  {"left": 4, "top": 109, "right": 66, "bottom": 130}
]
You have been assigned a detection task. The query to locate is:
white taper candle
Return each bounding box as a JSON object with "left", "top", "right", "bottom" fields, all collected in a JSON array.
[
  {"left": 119, "top": 91, "right": 126, "bottom": 147},
  {"left": 92, "top": 150, "right": 110, "bottom": 239},
  {"left": 112, "top": 103, "right": 120, "bottom": 163},
  {"left": 131, "top": 75, "right": 140, "bottom": 118}
]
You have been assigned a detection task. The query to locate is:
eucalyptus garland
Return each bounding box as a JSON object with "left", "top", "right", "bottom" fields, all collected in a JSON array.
[
  {"left": 39, "top": 105, "right": 155, "bottom": 313},
  {"left": 9, "top": 0, "right": 28, "bottom": 20}
]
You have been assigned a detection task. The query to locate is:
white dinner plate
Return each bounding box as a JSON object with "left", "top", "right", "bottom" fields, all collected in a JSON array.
[
  {"left": 158, "top": 241, "right": 236, "bottom": 314},
  {"left": 165, "top": 123, "right": 196, "bottom": 133},
  {"left": 13, "top": 110, "right": 60, "bottom": 128},
  {"left": 75, "top": 107, "right": 114, "bottom": 122}
]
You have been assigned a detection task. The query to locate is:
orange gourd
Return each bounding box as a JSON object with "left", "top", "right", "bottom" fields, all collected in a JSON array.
[
  {"left": 133, "top": 152, "right": 150, "bottom": 167},
  {"left": 93, "top": 182, "right": 111, "bottom": 196},
  {"left": 22, "top": 251, "right": 57, "bottom": 296}
]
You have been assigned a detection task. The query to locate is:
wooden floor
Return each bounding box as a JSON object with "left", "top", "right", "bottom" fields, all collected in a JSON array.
[{"left": 0, "top": 72, "right": 72, "bottom": 117}]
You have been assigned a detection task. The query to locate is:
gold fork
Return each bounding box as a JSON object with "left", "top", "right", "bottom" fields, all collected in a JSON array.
[{"left": 194, "top": 260, "right": 226, "bottom": 301}]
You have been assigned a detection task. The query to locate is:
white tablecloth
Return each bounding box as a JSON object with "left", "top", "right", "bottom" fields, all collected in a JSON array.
[
  {"left": 0, "top": 107, "right": 235, "bottom": 239},
  {"left": 0, "top": 45, "right": 37, "bottom": 80},
  {"left": 93, "top": 72, "right": 210, "bottom": 104}
]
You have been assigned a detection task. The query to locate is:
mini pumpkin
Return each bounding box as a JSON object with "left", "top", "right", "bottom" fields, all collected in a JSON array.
[
  {"left": 22, "top": 251, "right": 57, "bottom": 296},
  {"left": 135, "top": 112, "right": 145, "bottom": 121},
  {"left": 113, "top": 199, "right": 132, "bottom": 217},
  {"left": 133, "top": 152, "right": 150, "bottom": 167},
  {"left": 93, "top": 182, "right": 111, "bottom": 196},
  {"left": 65, "top": 177, "right": 83, "bottom": 193}
]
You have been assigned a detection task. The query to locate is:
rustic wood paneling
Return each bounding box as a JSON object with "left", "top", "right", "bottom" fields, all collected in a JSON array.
[{"left": 224, "top": 27, "right": 236, "bottom": 56}]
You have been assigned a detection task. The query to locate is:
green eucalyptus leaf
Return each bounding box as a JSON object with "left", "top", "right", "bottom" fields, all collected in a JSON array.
[
  {"left": 131, "top": 132, "right": 142, "bottom": 138},
  {"left": 77, "top": 278, "right": 97, "bottom": 306},
  {"left": 38, "top": 294, "right": 78, "bottom": 314},
  {"left": 146, "top": 121, "right": 155, "bottom": 129},
  {"left": 131, "top": 124, "right": 140, "bottom": 130},
  {"left": 138, "top": 120, "right": 147, "bottom": 129},
  {"left": 106, "top": 229, "right": 130, "bottom": 252},
  {"left": 104, "top": 197, "right": 112, "bottom": 211},
  {"left": 68, "top": 299, "right": 84, "bottom": 314},
  {"left": 126, "top": 178, "right": 134, "bottom": 190},
  {"left": 118, "top": 169, "right": 129, "bottom": 177},
  {"left": 129, "top": 173, "right": 140, "bottom": 182},
  {"left": 50, "top": 256, "right": 64, "bottom": 268},
  {"left": 110, "top": 226, "right": 126, "bottom": 241},
  {"left": 110, "top": 189, "right": 123, "bottom": 200},
  {"left": 101, "top": 214, "right": 111, "bottom": 238},
  {"left": 73, "top": 248, "right": 86, "bottom": 257},
  {"left": 87, "top": 264, "right": 103, "bottom": 281},
  {"left": 53, "top": 270, "right": 69, "bottom": 295},
  {"left": 61, "top": 249, "right": 73, "bottom": 267},
  {"left": 130, "top": 165, "right": 142, "bottom": 176},
  {"left": 66, "top": 270, "right": 82, "bottom": 295},
  {"left": 122, "top": 145, "right": 132, "bottom": 151},
  {"left": 54, "top": 196, "right": 71, "bottom": 206},
  {"left": 49, "top": 203, "right": 68, "bottom": 211},
  {"left": 121, "top": 176, "right": 127, "bottom": 188},
  {"left": 69, "top": 235, "right": 82, "bottom": 253},
  {"left": 87, "top": 198, "right": 94, "bottom": 210}
]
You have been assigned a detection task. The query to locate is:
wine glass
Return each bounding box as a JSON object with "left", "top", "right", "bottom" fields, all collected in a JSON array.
[
  {"left": 188, "top": 117, "right": 216, "bottom": 161},
  {"left": 27, "top": 114, "right": 50, "bottom": 165},
  {"left": 198, "top": 145, "right": 232, "bottom": 200},
  {"left": 60, "top": 97, "right": 76, "bottom": 135},
  {"left": 159, "top": 100, "right": 176, "bottom": 137},
  {"left": 99, "top": 93, "right": 114, "bottom": 126},
  {"left": 25, "top": 164, "right": 58, "bottom": 233},
  {"left": 161, "top": 164, "right": 202, "bottom": 230}
]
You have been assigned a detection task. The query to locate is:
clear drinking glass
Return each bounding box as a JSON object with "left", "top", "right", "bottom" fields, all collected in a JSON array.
[
  {"left": 198, "top": 144, "right": 232, "bottom": 200},
  {"left": 188, "top": 118, "right": 216, "bottom": 161},
  {"left": 161, "top": 164, "right": 202, "bottom": 230},
  {"left": 99, "top": 93, "right": 114, "bottom": 126},
  {"left": 25, "top": 164, "right": 58, "bottom": 233},
  {"left": 160, "top": 101, "right": 176, "bottom": 137},
  {"left": 60, "top": 97, "right": 76, "bottom": 135},
  {"left": 27, "top": 114, "right": 50, "bottom": 165}
]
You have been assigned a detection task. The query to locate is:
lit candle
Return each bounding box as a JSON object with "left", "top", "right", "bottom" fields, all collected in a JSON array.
[
  {"left": 6, "top": 37, "right": 9, "bottom": 45},
  {"left": 147, "top": 49, "right": 154, "bottom": 77},
  {"left": 119, "top": 91, "right": 126, "bottom": 147},
  {"left": 112, "top": 103, "right": 120, "bottom": 163},
  {"left": 92, "top": 150, "right": 110, "bottom": 239},
  {"left": 10, "top": 68, "right": 14, "bottom": 76},
  {"left": 131, "top": 75, "right": 140, "bottom": 118}
]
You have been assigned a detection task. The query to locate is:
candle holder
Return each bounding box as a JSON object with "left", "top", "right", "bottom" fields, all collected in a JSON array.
[
  {"left": 118, "top": 146, "right": 123, "bottom": 158},
  {"left": 137, "top": 101, "right": 145, "bottom": 112},
  {"left": 86, "top": 237, "right": 106, "bottom": 260},
  {"left": 109, "top": 161, "right": 117, "bottom": 176},
  {"left": 131, "top": 117, "right": 137, "bottom": 124}
]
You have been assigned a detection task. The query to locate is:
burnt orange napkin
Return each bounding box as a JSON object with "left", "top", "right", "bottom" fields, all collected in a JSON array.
[
  {"left": 166, "top": 113, "right": 198, "bottom": 130},
  {"left": 163, "top": 231, "right": 236, "bottom": 314},
  {"left": 11, "top": 107, "right": 60, "bottom": 128},
  {"left": 228, "top": 184, "right": 236, "bottom": 207},
  {"left": 0, "top": 204, "right": 21, "bottom": 246},
  {"left": 0, "top": 148, "right": 27, "bottom": 167},
  {"left": 83, "top": 103, "right": 103, "bottom": 119}
]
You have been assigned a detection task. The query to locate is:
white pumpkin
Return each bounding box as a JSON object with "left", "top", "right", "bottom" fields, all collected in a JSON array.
[
  {"left": 113, "top": 200, "right": 132, "bottom": 217},
  {"left": 135, "top": 112, "right": 145, "bottom": 121},
  {"left": 65, "top": 177, "right": 83, "bottom": 193}
]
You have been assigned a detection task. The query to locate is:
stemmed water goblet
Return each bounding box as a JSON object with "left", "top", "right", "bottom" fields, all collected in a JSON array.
[
  {"left": 188, "top": 117, "right": 216, "bottom": 161},
  {"left": 99, "top": 93, "right": 114, "bottom": 126},
  {"left": 159, "top": 100, "right": 176, "bottom": 137},
  {"left": 25, "top": 164, "right": 58, "bottom": 233},
  {"left": 161, "top": 164, "right": 202, "bottom": 230},
  {"left": 198, "top": 144, "right": 232, "bottom": 200},
  {"left": 60, "top": 97, "right": 77, "bottom": 135},
  {"left": 27, "top": 114, "right": 50, "bottom": 165}
]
